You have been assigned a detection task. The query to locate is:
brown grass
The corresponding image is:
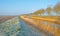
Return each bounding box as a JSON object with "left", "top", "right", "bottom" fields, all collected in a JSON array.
[{"left": 0, "top": 16, "right": 16, "bottom": 23}]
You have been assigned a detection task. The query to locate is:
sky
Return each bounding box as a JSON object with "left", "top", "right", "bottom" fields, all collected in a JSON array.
[{"left": 0, "top": 0, "right": 60, "bottom": 16}]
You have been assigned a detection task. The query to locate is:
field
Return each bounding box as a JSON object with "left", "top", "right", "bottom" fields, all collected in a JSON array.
[
  {"left": 30, "top": 16, "right": 60, "bottom": 24},
  {"left": 0, "top": 16, "right": 16, "bottom": 23}
]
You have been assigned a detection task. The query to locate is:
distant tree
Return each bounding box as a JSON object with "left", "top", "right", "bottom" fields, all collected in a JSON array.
[
  {"left": 54, "top": 2, "right": 60, "bottom": 16},
  {"left": 33, "top": 10, "right": 41, "bottom": 16},
  {"left": 33, "top": 9, "right": 45, "bottom": 16},
  {"left": 33, "top": 12, "right": 38, "bottom": 15},
  {"left": 39, "top": 9, "right": 45, "bottom": 16},
  {"left": 46, "top": 6, "right": 52, "bottom": 16}
]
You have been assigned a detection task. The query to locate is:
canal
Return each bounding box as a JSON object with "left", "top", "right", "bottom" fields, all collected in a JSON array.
[{"left": 19, "top": 17, "right": 47, "bottom": 36}]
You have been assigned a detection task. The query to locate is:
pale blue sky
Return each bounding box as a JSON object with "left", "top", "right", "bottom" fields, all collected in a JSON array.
[{"left": 0, "top": 0, "right": 60, "bottom": 16}]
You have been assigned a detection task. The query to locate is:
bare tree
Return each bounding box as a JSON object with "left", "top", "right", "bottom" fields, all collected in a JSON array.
[
  {"left": 39, "top": 9, "right": 45, "bottom": 16},
  {"left": 46, "top": 6, "right": 52, "bottom": 16},
  {"left": 53, "top": 2, "right": 60, "bottom": 16}
]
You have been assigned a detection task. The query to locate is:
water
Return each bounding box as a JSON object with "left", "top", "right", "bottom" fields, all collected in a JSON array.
[{"left": 19, "top": 17, "right": 46, "bottom": 36}]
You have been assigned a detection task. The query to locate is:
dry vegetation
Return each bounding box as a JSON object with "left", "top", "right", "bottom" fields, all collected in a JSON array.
[{"left": 0, "top": 16, "right": 16, "bottom": 23}]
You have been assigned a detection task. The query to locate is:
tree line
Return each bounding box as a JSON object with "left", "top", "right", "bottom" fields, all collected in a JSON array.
[{"left": 33, "top": 3, "right": 60, "bottom": 16}]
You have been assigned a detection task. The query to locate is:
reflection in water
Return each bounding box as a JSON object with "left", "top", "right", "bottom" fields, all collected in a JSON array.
[
  {"left": 36, "top": 19, "right": 60, "bottom": 36},
  {"left": 50, "top": 23, "right": 55, "bottom": 30}
]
